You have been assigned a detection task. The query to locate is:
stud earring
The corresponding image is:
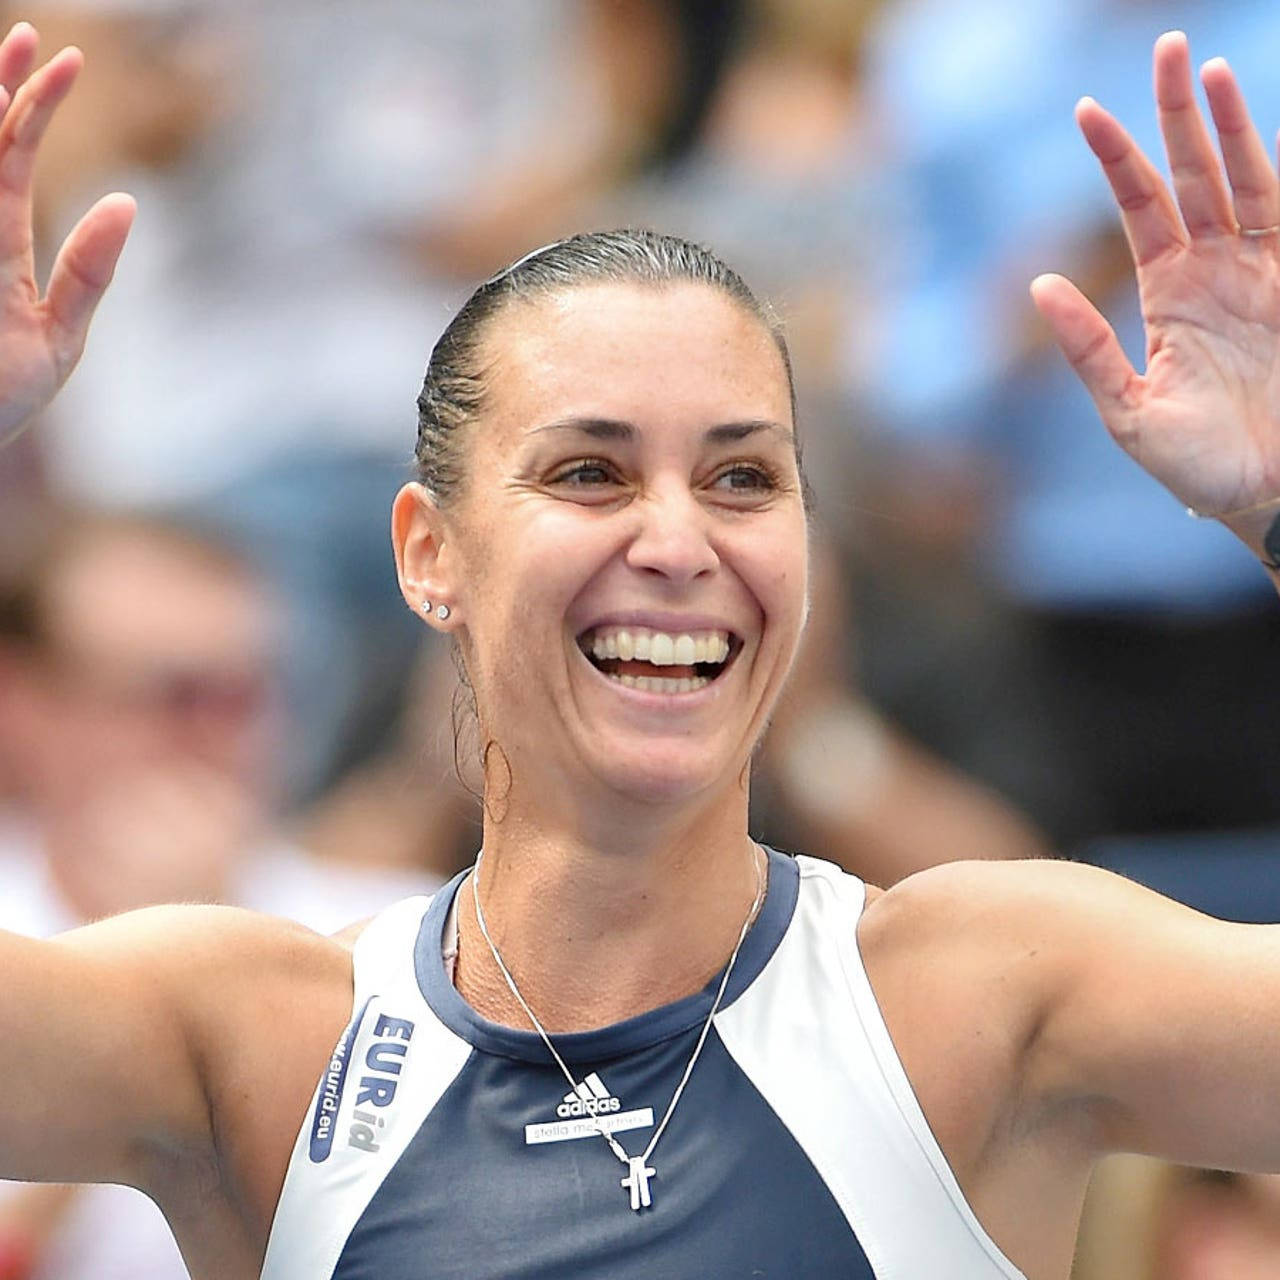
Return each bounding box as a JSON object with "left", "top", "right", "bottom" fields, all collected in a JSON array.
[
  {"left": 420, "top": 599, "right": 433, "bottom": 615},
  {"left": 435, "top": 603, "right": 451, "bottom": 622}
]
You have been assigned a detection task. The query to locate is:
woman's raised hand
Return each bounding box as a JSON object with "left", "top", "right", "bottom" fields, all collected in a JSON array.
[
  {"left": 0, "top": 22, "right": 133, "bottom": 446},
  {"left": 1032, "top": 32, "right": 1280, "bottom": 556}
]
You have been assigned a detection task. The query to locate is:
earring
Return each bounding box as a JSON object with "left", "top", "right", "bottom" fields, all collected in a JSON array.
[
  {"left": 435, "top": 603, "right": 451, "bottom": 622},
  {"left": 420, "top": 599, "right": 433, "bottom": 615}
]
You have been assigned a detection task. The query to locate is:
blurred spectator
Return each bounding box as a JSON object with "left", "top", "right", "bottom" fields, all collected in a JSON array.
[
  {"left": 0, "top": 506, "right": 437, "bottom": 922},
  {"left": 0, "top": 508, "right": 437, "bottom": 1280},
  {"left": 0, "top": 508, "right": 284, "bottom": 916}
]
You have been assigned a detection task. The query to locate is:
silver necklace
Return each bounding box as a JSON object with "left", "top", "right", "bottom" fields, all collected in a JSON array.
[{"left": 470, "top": 844, "right": 766, "bottom": 1212}]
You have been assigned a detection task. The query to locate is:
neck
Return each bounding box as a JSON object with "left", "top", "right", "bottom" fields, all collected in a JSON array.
[{"left": 453, "top": 785, "right": 765, "bottom": 1032}]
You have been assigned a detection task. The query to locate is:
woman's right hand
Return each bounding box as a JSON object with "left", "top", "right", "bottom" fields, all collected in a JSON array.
[{"left": 0, "top": 21, "right": 133, "bottom": 446}]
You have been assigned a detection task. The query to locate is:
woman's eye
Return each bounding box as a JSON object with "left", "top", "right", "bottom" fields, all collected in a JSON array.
[
  {"left": 712, "top": 465, "right": 775, "bottom": 492},
  {"left": 552, "top": 460, "right": 617, "bottom": 487}
]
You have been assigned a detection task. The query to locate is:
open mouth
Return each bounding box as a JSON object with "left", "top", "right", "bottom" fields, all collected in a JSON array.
[{"left": 577, "top": 625, "right": 740, "bottom": 694}]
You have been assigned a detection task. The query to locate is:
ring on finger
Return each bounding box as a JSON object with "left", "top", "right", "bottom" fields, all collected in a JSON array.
[{"left": 1238, "top": 223, "right": 1280, "bottom": 238}]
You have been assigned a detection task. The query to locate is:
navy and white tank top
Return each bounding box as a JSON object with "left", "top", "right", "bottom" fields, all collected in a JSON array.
[{"left": 260, "top": 851, "right": 1027, "bottom": 1278}]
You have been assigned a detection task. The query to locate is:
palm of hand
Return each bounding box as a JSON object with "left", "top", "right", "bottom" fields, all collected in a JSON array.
[
  {"left": 1128, "top": 234, "right": 1280, "bottom": 514},
  {"left": 0, "top": 279, "right": 71, "bottom": 436},
  {"left": 1033, "top": 32, "right": 1280, "bottom": 522}
]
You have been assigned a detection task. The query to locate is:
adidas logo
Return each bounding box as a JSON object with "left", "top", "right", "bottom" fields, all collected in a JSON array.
[
  {"left": 556, "top": 1072, "right": 623, "bottom": 1118},
  {"left": 526, "top": 1072, "right": 653, "bottom": 1146}
]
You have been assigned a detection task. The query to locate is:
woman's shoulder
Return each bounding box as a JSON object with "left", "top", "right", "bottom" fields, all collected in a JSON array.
[
  {"left": 54, "top": 900, "right": 350, "bottom": 970},
  {"left": 59, "top": 902, "right": 361, "bottom": 1061},
  {"left": 854, "top": 857, "right": 1137, "bottom": 1059},
  {"left": 860, "top": 856, "right": 1124, "bottom": 950}
]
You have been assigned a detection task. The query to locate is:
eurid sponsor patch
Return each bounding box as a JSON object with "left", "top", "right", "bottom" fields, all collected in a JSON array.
[
  {"left": 348, "top": 1011, "right": 417, "bottom": 1154},
  {"left": 307, "top": 1000, "right": 417, "bottom": 1163},
  {"left": 525, "top": 1071, "right": 654, "bottom": 1146},
  {"left": 309, "top": 998, "right": 372, "bottom": 1162}
]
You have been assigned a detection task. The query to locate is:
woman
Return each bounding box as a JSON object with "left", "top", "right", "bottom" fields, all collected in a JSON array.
[{"left": 2, "top": 19, "right": 1280, "bottom": 1280}]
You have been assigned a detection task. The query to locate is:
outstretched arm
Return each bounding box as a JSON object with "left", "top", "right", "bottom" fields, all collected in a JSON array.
[
  {"left": 880, "top": 856, "right": 1280, "bottom": 1177},
  {"left": 1031, "top": 31, "right": 1280, "bottom": 590},
  {"left": 0, "top": 903, "right": 352, "bottom": 1198},
  {"left": 0, "top": 913, "right": 216, "bottom": 1187},
  {"left": 0, "top": 21, "right": 133, "bottom": 446}
]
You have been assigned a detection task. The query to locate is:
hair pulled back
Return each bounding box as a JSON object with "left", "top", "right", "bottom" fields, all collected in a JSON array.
[{"left": 414, "top": 228, "right": 798, "bottom": 503}]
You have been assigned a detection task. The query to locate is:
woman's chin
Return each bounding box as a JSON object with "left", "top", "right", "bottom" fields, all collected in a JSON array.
[{"left": 587, "top": 746, "right": 737, "bottom": 809}]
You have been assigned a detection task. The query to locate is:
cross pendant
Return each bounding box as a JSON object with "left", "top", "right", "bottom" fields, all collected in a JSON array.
[{"left": 621, "top": 1155, "right": 656, "bottom": 1211}]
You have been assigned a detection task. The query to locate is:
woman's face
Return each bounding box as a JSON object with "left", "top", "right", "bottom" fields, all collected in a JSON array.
[{"left": 398, "top": 281, "right": 809, "bottom": 814}]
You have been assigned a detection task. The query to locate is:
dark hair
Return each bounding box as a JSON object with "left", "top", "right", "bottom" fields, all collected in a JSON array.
[{"left": 414, "top": 228, "right": 801, "bottom": 503}]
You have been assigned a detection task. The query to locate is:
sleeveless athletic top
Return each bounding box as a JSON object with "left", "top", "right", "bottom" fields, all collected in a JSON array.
[{"left": 261, "top": 851, "right": 1027, "bottom": 1279}]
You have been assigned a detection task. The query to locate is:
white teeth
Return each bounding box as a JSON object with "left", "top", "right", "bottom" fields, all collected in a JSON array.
[
  {"left": 649, "top": 633, "right": 675, "bottom": 665},
  {"left": 611, "top": 673, "right": 708, "bottom": 693},
  {"left": 584, "top": 626, "right": 733, "bottom": 668}
]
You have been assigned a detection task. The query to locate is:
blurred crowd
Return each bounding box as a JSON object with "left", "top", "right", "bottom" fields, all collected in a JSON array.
[{"left": 1, "top": 0, "right": 1279, "bottom": 1275}]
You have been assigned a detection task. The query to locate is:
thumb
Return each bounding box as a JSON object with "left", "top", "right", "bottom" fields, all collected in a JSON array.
[
  {"left": 45, "top": 191, "right": 135, "bottom": 363},
  {"left": 1029, "top": 272, "right": 1140, "bottom": 436}
]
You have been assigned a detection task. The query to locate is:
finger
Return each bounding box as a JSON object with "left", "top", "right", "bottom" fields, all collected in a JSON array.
[
  {"left": 1154, "top": 30, "right": 1236, "bottom": 239},
  {"left": 44, "top": 191, "right": 135, "bottom": 362},
  {"left": 0, "top": 22, "right": 39, "bottom": 98},
  {"left": 0, "top": 45, "right": 81, "bottom": 266},
  {"left": 1201, "top": 56, "right": 1280, "bottom": 236},
  {"left": 1076, "top": 96, "right": 1186, "bottom": 265},
  {"left": 0, "top": 44, "right": 80, "bottom": 193},
  {"left": 1030, "top": 273, "right": 1140, "bottom": 433}
]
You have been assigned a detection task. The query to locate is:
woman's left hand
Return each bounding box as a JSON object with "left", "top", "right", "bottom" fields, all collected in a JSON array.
[{"left": 1032, "top": 32, "right": 1280, "bottom": 547}]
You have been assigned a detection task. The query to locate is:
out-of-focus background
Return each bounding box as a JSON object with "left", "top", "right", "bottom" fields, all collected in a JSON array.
[{"left": 1, "top": 1, "right": 1279, "bottom": 1275}]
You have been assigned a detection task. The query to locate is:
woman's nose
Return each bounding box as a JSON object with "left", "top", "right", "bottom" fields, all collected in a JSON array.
[{"left": 623, "top": 486, "right": 720, "bottom": 584}]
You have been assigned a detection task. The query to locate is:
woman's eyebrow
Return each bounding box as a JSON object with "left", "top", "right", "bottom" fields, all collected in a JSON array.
[
  {"left": 528, "top": 417, "right": 635, "bottom": 441},
  {"left": 703, "top": 420, "right": 792, "bottom": 446},
  {"left": 527, "top": 417, "right": 791, "bottom": 444}
]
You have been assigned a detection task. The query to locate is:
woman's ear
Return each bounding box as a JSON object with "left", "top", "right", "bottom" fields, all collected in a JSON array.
[{"left": 392, "top": 482, "right": 459, "bottom": 625}]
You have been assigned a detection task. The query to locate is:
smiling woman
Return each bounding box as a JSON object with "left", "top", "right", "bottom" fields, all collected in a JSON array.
[
  {"left": 392, "top": 245, "right": 810, "bottom": 839},
  {"left": 5, "top": 20, "right": 1280, "bottom": 1280}
]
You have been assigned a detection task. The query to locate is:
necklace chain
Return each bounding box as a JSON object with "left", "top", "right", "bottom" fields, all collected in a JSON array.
[{"left": 469, "top": 844, "right": 766, "bottom": 1208}]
